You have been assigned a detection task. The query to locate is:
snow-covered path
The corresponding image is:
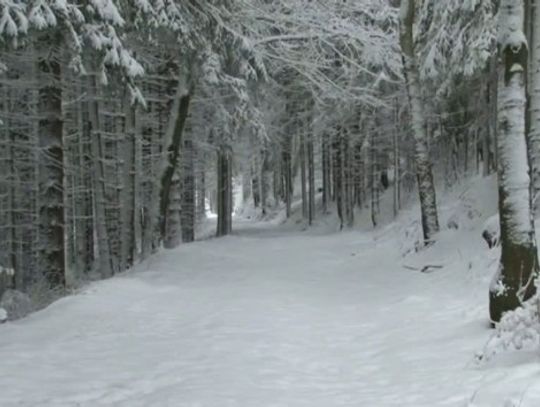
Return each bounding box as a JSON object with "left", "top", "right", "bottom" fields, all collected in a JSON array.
[{"left": 1, "top": 220, "right": 539, "bottom": 406}]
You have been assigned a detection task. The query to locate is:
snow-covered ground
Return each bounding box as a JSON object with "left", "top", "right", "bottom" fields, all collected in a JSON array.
[{"left": 1, "top": 178, "right": 539, "bottom": 406}]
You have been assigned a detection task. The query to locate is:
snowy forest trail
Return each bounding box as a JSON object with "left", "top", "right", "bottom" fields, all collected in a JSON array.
[{"left": 0, "top": 220, "right": 537, "bottom": 406}]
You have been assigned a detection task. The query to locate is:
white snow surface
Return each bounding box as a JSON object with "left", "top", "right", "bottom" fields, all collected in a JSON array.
[{"left": 1, "top": 178, "right": 540, "bottom": 406}]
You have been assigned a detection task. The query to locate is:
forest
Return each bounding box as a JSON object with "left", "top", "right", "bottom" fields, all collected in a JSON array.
[{"left": 0, "top": 0, "right": 540, "bottom": 405}]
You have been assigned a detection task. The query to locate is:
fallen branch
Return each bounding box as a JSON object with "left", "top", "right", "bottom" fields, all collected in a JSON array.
[{"left": 403, "top": 264, "right": 444, "bottom": 273}]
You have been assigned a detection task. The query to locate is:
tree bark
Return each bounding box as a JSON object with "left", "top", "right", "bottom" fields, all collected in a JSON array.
[
  {"left": 119, "top": 102, "right": 136, "bottom": 269},
  {"left": 393, "top": 100, "right": 401, "bottom": 217},
  {"left": 181, "top": 130, "right": 195, "bottom": 243},
  {"left": 88, "top": 74, "right": 113, "bottom": 279},
  {"left": 322, "top": 133, "right": 331, "bottom": 213},
  {"left": 282, "top": 135, "right": 292, "bottom": 218},
  {"left": 37, "top": 34, "right": 65, "bottom": 288},
  {"left": 399, "top": 0, "right": 440, "bottom": 244},
  {"left": 529, "top": 0, "right": 540, "bottom": 212},
  {"left": 159, "top": 86, "right": 192, "bottom": 240},
  {"left": 216, "top": 147, "right": 233, "bottom": 237},
  {"left": 490, "top": 0, "right": 539, "bottom": 323},
  {"left": 307, "top": 129, "right": 315, "bottom": 225},
  {"left": 300, "top": 131, "right": 308, "bottom": 219}
]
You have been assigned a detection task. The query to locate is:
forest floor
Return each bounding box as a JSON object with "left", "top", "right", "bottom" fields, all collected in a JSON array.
[{"left": 1, "top": 182, "right": 540, "bottom": 406}]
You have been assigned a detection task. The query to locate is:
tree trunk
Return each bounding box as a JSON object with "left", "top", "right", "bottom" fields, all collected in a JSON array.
[
  {"left": 283, "top": 135, "right": 292, "bottom": 218},
  {"left": 181, "top": 130, "right": 195, "bottom": 243},
  {"left": 343, "top": 129, "right": 354, "bottom": 227},
  {"left": 300, "top": 132, "right": 308, "bottom": 219},
  {"left": 322, "top": 133, "right": 331, "bottom": 213},
  {"left": 37, "top": 35, "right": 65, "bottom": 288},
  {"left": 530, "top": 0, "right": 540, "bottom": 212},
  {"left": 371, "top": 130, "right": 378, "bottom": 228},
  {"left": 164, "top": 173, "right": 182, "bottom": 248},
  {"left": 399, "top": 0, "right": 440, "bottom": 244},
  {"left": 88, "top": 75, "right": 113, "bottom": 279},
  {"left": 216, "top": 147, "right": 233, "bottom": 237},
  {"left": 159, "top": 85, "right": 192, "bottom": 240},
  {"left": 119, "top": 102, "right": 136, "bottom": 269},
  {"left": 261, "top": 149, "right": 271, "bottom": 215},
  {"left": 307, "top": 129, "right": 315, "bottom": 225},
  {"left": 197, "top": 158, "right": 207, "bottom": 221},
  {"left": 490, "top": 0, "right": 539, "bottom": 323},
  {"left": 332, "top": 129, "right": 344, "bottom": 229},
  {"left": 393, "top": 101, "right": 401, "bottom": 217}
]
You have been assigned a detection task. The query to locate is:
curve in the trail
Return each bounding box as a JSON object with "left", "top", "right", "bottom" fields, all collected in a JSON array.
[{"left": 0, "top": 221, "right": 538, "bottom": 406}]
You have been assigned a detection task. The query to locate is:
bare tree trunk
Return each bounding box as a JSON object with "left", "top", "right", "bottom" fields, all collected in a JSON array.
[
  {"left": 196, "top": 157, "right": 207, "bottom": 221},
  {"left": 164, "top": 173, "right": 181, "bottom": 248},
  {"left": 333, "top": 129, "right": 344, "bottom": 229},
  {"left": 322, "top": 133, "right": 331, "bottom": 213},
  {"left": 371, "top": 130, "right": 378, "bottom": 228},
  {"left": 354, "top": 139, "right": 363, "bottom": 208},
  {"left": 261, "top": 149, "right": 271, "bottom": 215},
  {"left": 216, "top": 147, "right": 233, "bottom": 237},
  {"left": 393, "top": 101, "right": 401, "bottom": 217},
  {"left": 37, "top": 35, "right": 65, "bottom": 288},
  {"left": 181, "top": 130, "right": 195, "bottom": 243},
  {"left": 529, "top": 0, "right": 540, "bottom": 212},
  {"left": 283, "top": 135, "right": 292, "bottom": 218},
  {"left": 399, "top": 0, "right": 440, "bottom": 244},
  {"left": 343, "top": 129, "right": 354, "bottom": 227},
  {"left": 307, "top": 129, "right": 315, "bottom": 225},
  {"left": 490, "top": 0, "right": 539, "bottom": 323},
  {"left": 88, "top": 75, "right": 113, "bottom": 279},
  {"left": 133, "top": 112, "right": 143, "bottom": 261},
  {"left": 119, "top": 101, "right": 136, "bottom": 269},
  {"left": 160, "top": 84, "right": 192, "bottom": 240},
  {"left": 300, "top": 131, "right": 308, "bottom": 219}
]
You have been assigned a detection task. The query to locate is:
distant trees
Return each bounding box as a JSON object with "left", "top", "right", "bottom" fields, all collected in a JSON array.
[{"left": 0, "top": 0, "right": 266, "bottom": 299}]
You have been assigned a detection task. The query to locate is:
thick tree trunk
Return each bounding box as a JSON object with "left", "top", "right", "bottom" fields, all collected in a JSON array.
[
  {"left": 399, "top": 0, "right": 440, "bottom": 244},
  {"left": 530, "top": 0, "right": 540, "bottom": 212},
  {"left": 37, "top": 36, "right": 65, "bottom": 288},
  {"left": 159, "top": 85, "right": 192, "bottom": 240},
  {"left": 164, "top": 173, "right": 182, "bottom": 248},
  {"left": 490, "top": 0, "right": 539, "bottom": 323}
]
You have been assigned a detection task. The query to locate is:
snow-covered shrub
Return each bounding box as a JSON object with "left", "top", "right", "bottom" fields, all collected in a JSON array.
[
  {"left": 0, "top": 289, "right": 33, "bottom": 321},
  {"left": 476, "top": 295, "right": 540, "bottom": 362},
  {"left": 0, "top": 308, "right": 7, "bottom": 323}
]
